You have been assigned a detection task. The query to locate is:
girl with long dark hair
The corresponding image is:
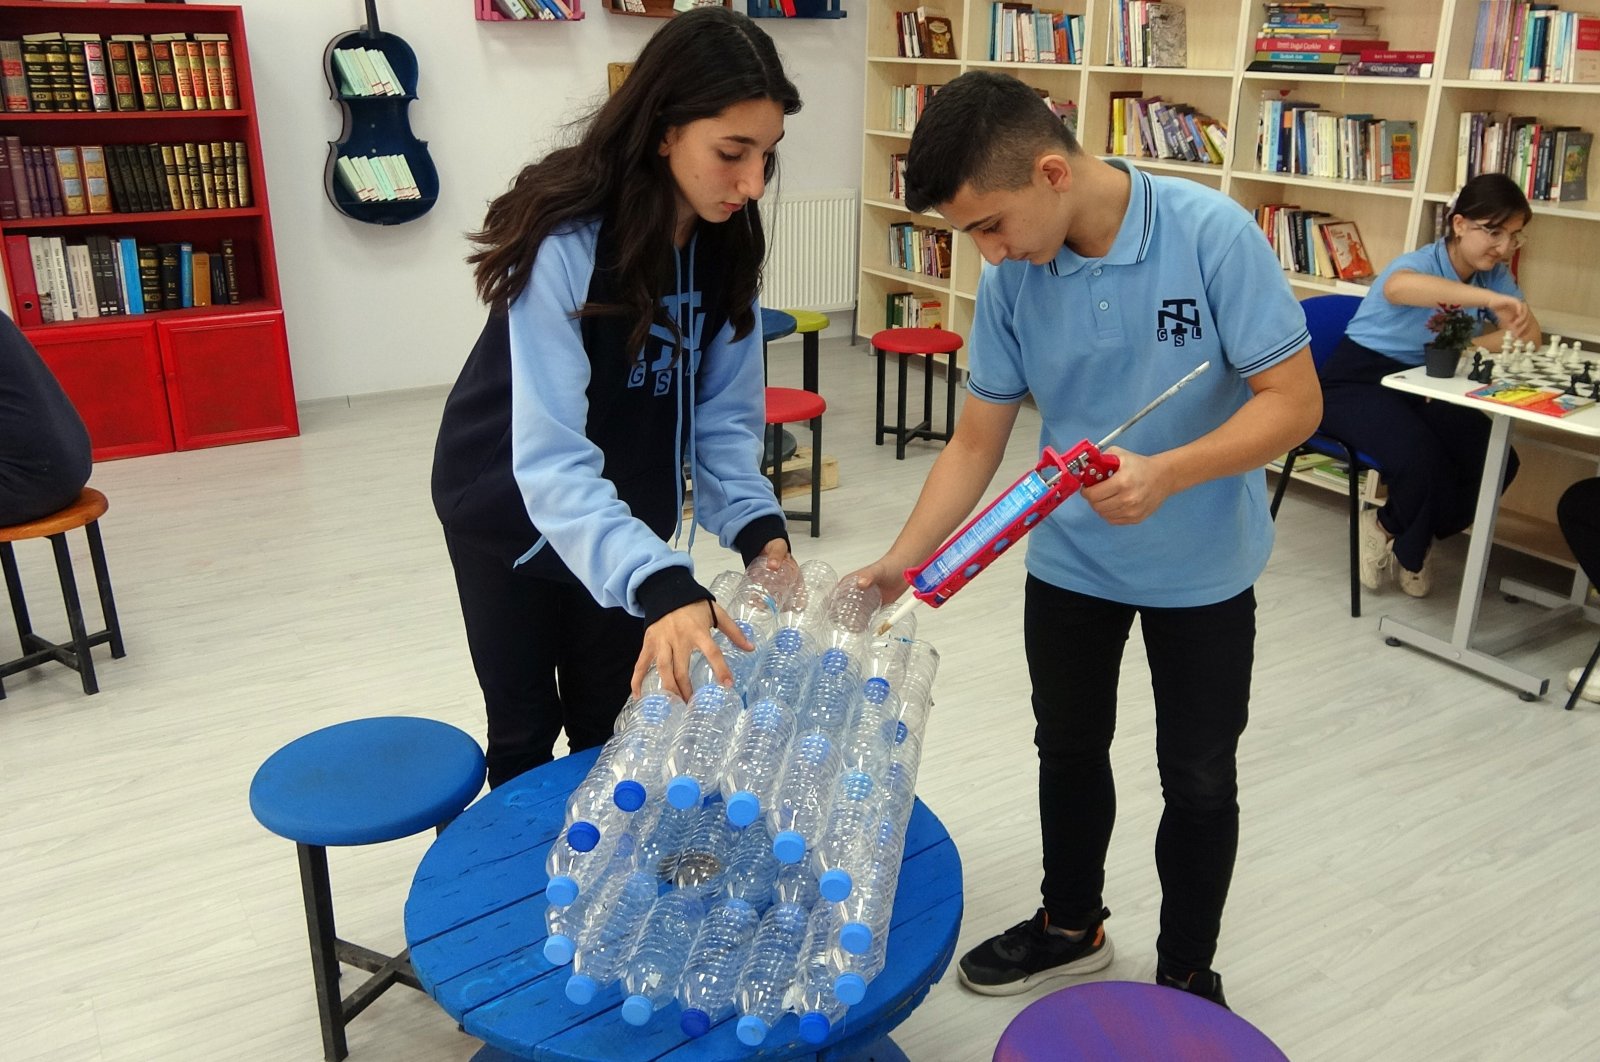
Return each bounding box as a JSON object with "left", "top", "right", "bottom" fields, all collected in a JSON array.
[{"left": 432, "top": 8, "right": 802, "bottom": 787}]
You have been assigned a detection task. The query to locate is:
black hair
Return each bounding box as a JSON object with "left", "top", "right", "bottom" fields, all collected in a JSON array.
[
  {"left": 1446, "top": 172, "right": 1532, "bottom": 240},
  {"left": 903, "top": 71, "right": 1079, "bottom": 214},
  {"left": 468, "top": 6, "right": 801, "bottom": 351}
]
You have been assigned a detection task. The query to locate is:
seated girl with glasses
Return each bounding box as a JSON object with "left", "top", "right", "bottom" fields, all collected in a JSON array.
[{"left": 1318, "top": 173, "right": 1540, "bottom": 599}]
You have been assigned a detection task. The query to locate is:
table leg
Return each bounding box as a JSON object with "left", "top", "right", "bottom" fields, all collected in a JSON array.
[{"left": 1377, "top": 414, "right": 1552, "bottom": 699}]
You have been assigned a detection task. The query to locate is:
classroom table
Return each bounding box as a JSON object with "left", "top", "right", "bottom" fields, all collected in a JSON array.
[
  {"left": 1378, "top": 367, "right": 1600, "bottom": 698},
  {"left": 404, "top": 747, "right": 963, "bottom": 1061}
]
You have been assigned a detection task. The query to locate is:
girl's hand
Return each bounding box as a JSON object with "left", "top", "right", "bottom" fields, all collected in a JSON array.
[
  {"left": 632, "top": 598, "right": 752, "bottom": 700},
  {"left": 1080, "top": 448, "right": 1173, "bottom": 525}
]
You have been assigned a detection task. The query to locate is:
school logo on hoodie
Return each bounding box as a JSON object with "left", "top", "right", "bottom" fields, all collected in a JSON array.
[{"left": 632, "top": 288, "right": 705, "bottom": 395}]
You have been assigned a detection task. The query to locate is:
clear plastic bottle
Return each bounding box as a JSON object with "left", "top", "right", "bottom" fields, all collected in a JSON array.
[
  {"left": 779, "top": 558, "right": 839, "bottom": 634},
  {"left": 689, "top": 618, "right": 768, "bottom": 695},
  {"left": 619, "top": 890, "right": 706, "bottom": 1026},
  {"left": 564, "top": 868, "right": 657, "bottom": 1005},
  {"left": 718, "top": 695, "right": 796, "bottom": 828},
  {"left": 895, "top": 639, "right": 940, "bottom": 745},
  {"left": 834, "top": 815, "right": 905, "bottom": 958},
  {"left": 669, "top": 799, "right": 736, "bottom": 896},
  {"left": 743, "top": 555, "right": 801, "bottom": 616},
  {"left": 607, "top": 690, "right": 686, "bottom": 813},
  {"left": 794, "top": 647, "right": 860, "bottom": 738},
  {"left": 546, "top": 815, "right": 638, "bottom": 908},
  {"left": 810, "top": 768, "right": 877, "bottom": 902},
  {"left": 828, "top": 930, "right": 886, "bottom": 1006},
  {"left": 543, "top": 887, "right": 591, "bottom": 966},
  {"left": 774, "top": 860, "right": 821, "bottom": 909},
  {"left": 792, "top": 901, "right": 849, "bottom": 1044},
  {"left": 560, "top": 739, "right": 633, "bottom": 852},
  {"left": 634, "top": 799, "right": 700, "bottom": 884},
  {"left": 719, "top": 819, "right": 779, "bottom": 909},
  {"left": 748, "top": 625, "right": 819, "bottom": 710},
  {"left": 676, "top": 895, "right": 761, "bottom": 1038},
  {"left": 663, "top": 683, "right": 743, "bottom": 809},
  {"left": 767, "top": 728, "right": 844, "bottom": 864},
  {"left": 837, "top": 679, "right": 897, "bottom": 779},
  {"left": 821, "top": 578, "right": 883, "bottom": 655},
  {"left": 733, "top": 897, "right": 811, "bottom": 1045},
  {"left": 877, "top": 755, "right": 919, "bottom": 832}
]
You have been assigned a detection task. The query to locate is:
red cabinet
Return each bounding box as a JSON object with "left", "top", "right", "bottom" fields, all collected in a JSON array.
[
  {"left": 31, "top": 318, "right": 172, "bottom": 459},
  {"left": 160, "top": 309, "right": 296, "bottom": 449}
]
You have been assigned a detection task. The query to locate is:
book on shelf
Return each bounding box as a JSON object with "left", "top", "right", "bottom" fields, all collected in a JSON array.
[
  {"left": 1246, "top": 59, "right": 1353, "bottom": 74},
  {"left": 1146, "top": 3, "right": 1186, "bottom": 69},
  {"left": 1553, "top": 130, "right": 1591, "bottom": 202},
  {"left": 1468, "top": 381, "right": 1597, "bottom": 417},
  {"left": 1254, "top": 37, "right": 1389, "bottom": 53},
  {"left": 922, "top": 10, "right": 957, "bottom": 59},
  {"left": 1319, "top": 220, "right": 1374, "bottom": 280},
  {"left": 1470, "top": 3, "right": 1600, "bottom": 83},
  {"left": 2, "top": 32, "right": 236, "bottom": 113},
  {"left": 884, "top": 290, "right": 943, "bottom": 329},
  {"left": 1380, "top": 119, "right": 1415, "bottom": 183}
]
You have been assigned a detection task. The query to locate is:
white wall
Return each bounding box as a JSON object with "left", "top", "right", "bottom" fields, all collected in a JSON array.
[{"left": 200, "top": 0, "right": 865, "bottom": 400}]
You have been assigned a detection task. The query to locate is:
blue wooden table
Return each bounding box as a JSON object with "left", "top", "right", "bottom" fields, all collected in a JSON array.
[{"left": 405, "top": 747, "right": 963, "bottom": 1061}]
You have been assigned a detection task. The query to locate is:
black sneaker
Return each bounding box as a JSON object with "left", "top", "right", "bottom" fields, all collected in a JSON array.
[
  {"left": 1156, "top": 967, "right": 1229, "bottom": 1010},
  {"left": 956, "top": 907, "right": 1113, "bottom": 996}
]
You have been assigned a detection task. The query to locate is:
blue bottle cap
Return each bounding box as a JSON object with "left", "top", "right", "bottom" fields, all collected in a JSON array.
[
  {"left": 546, "top": 875, "right": 578, "bottom": 908},
  {"left": 840, "top": 921, "right": 872, "bottom": 955},
  {"left": 736, "top": 1014, "right": 770, "bottom": 1046},
  {"left": 565, "top": 973, "right": 598, "bottom": 1004},
  {"left": 613, "top": 779, "right": 646, "bottom": 811},
  {"left": 680, "top": 1008, "right": 711, "bottom": 1038},
  {"left": 775, "top": 627, "right": 802, "bottom": 652},
  {"left": 542, "top": 933, "right": 575, "bottom": 966},
  {"left": 726, "top": 791, "right": 760, "bottom": 827},
  {"left": 863, "top": 677, "right": 890, "bottom": 702},
  {"left": 666, "top": 776, "right": 702, "bottom": 809},
  {"left": 821, "top": 647, "right": 850, "bottom": 672},
  {"left": 621, "top": 994, "right": 653, "bottom": 1026},
  {"left": 772, "top": 829, "right": 806, "bottom": 864},
  {"left": 799, "top": 1011, "right": 832, "bottom": 1043},
  {"left": 818, "top": 868, "right": 852, "bottom": 902},
  {"left": 566, "top": 821, "right": 601, "bottom": 852},
  {"left": 835, "top": 972, "right": 868, "bottom": 1005}
]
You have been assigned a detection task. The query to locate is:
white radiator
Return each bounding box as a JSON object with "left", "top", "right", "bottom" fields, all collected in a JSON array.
[{"left": 758, "top": 189, "right": 859, "bottom": 313}]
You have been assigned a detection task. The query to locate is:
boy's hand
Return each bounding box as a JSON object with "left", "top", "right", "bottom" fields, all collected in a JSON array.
[
  {"left": 632, "top": 599, "right": 750, "bottom": 700},
  {"left": 1080, "top": 448, "right": 1172, "bottom": 525}
]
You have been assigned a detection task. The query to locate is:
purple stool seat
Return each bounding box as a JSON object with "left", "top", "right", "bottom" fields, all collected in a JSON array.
[{"left": 993, "top": 981, "right": 1287, "bottom": 1062}]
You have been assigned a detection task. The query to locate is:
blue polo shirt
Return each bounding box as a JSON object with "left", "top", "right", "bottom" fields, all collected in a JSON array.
[
  {"left": 967, "top": 160, "right": 1309, "bottom": 607},
  {"left": 1342, "top": 238, "right": 1522, "bottom": 364}
]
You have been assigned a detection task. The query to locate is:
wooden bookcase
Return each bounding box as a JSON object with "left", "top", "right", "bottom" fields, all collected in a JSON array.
[
  {"left": 0, "top": 1, "right": 296, "bottom": 460},
  {"left": 857, "top": 0, "right": 1600, "bottom": 568},
  {"left": 858, "top": 0, "right": 1600, "bottom": 355}
]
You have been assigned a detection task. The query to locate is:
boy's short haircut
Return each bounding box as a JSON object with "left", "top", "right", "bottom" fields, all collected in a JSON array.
[{"left": 904, "top": 71, "right": 1081, "bottom": 214}]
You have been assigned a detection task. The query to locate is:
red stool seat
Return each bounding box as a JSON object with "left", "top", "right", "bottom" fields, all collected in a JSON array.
[
  {"left": 994, "top": 981, "right": 1288, "bottom": 1061},
  {"left": 764, "top": 386, "right": 827, "bottom": 537},
  {"left": 871, "top": 327, "right": 963, "bottom": 460}
]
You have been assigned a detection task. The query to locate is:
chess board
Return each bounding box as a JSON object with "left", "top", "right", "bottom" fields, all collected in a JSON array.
[{"left": 1467, "top": 348, "right": 1598, "bottom": 395}]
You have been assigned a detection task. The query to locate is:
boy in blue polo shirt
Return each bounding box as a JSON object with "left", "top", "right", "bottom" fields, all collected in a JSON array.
[{"left": 853, "top": 72, "right": 1321, "bottom": 1008}]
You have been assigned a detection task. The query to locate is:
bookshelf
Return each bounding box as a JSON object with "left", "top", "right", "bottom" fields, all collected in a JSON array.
[
  {"left": 857, "top": 0, "right": 1600, "bottom": 361},
  {"left": 474, "top": 0, "right": 587, "bottom": 18},
  {"left": 0, "top": 1, "right": 295, "bottom": 461},
  {"left": 603, "top": 0, "right": 730, "bottom": 18}
]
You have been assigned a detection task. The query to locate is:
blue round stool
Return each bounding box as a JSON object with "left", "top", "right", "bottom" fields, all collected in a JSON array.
[
  {"left": 251, "top": 716, "right": 486, "bottom": 1061},
  {"left": 994, "top": 981, "right": 1288, "bottom": 1061}
]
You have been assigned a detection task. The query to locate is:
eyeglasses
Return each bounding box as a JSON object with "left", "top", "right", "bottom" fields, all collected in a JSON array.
[{"left": 1468, "top": 221, "right": 1528, "bottom": 250}]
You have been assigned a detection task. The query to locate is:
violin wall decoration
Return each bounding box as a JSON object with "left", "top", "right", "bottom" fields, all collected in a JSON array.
[{"left": 323, "top": 0, "right": 439, "bottom": 224}]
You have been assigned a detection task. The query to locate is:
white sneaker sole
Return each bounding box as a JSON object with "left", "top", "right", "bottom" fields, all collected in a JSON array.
[{"left": 956, "top": 938, "right": 1115, "bottom": 997}]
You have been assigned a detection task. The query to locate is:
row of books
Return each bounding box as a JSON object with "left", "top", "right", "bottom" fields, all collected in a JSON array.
[
  {"left": 1256, "top": 100, "right": 1415, "bottom": 183},
  {"left": 885, "top": 290, "right": 943, "bottom": 330},
  {"left": 1456, "top": 113, "right": 1592, "bottom": 202},
  {"left": 896, "top": 7, "right": 957, "bottom": 60},
  {"left": 334, "top": 153, "right": 425, "bottom": 203},
  {"left": 329, "top": 47, "right": 405, "bottom": 98},
  {"left": 1468, "top": 1, "right": 1600, "bottom": 83},
  {"left": 1107, "top": 1, "right": 1187, "bottom": 68},
  {"left": 1256, "top": 204, "right": 1375, "bottom": 281},
  {"left": 1106, "top": 92, "right": 1225, "bottom": 164},
  {"left": 991, "top": 6, "right": 1083, "bottom": 65},
  {"left": 4, "top": 233, "right": 242, "bottom": 325},
  {"left": 1249, "top": 35, "right": 1434, "bottom": 78},
  {"left": 1259, "top": 2, "right": 1381, "bottom": 39},
  {"left": 888, "top": 222, "right": 952, "bottom": 279},
  {"left": 0, "top": 31, "right": 237, "bottom": 114},
  {"left": 0, "top": 137, "right": 251, "bottom": 221},
  {"left": 887, "top": 83, "right": 939, "bottom": 134},
  {"left": 491, "top": 0, "right": 579, "bottom": 18}
]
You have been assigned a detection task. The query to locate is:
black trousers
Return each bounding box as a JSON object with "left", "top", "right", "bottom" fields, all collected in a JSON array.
[
  {"left": 1558, "top": 478, "right": 1600, "bottom": 587},
  {"left": 1024, "top": 575, "right": 1254, "bottom": 976},
  {"left": 444, "top": 530, "right": 643, "bottom": 788},
  {"left": 1320, "top": 338, "right": 1518, "bottom": 574}
]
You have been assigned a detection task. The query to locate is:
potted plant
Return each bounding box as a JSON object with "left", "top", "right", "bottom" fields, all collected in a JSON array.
[{"left": 1424, "top": 304, "right": 1476, "bottom": 377}]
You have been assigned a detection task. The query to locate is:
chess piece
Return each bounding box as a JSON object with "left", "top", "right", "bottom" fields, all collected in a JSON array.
[
  {"left": 1501, "top": 333, "right": 1513, "bottom": 359},
  {"left": 1471, "top": 350, "right": 1484, "bottom": 378}
]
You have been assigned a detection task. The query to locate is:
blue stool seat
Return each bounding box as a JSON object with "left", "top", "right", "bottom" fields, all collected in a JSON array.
[
  {"left": 251, "top": 716, "right": 485, "bottom": 1062},
  {"left": 251, "top": 716, "right": 486, "bottom": 846},
  {"left": 994, "top": 981, "right": 1287, "bottom": 1061}
]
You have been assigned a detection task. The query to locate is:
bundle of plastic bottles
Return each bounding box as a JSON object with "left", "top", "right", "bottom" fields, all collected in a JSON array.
[{"left": 542, "top": 558, "right": 940, "bottom": 1046}]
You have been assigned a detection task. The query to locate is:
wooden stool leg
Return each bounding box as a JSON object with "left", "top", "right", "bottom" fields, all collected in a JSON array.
[
  {"left": 896, "top": 354, "right": 910, "bottom": 460},
  {"left": 85, "top": 520, "right": 125, "bottom": 658},
  {"left": 875, "top": 347, "right": 887, "bottom": 445},
  {"left": 1, "top": 541, "right": 32, "bottom": 647},
  {"left": 49, "top": 532, "right": 97, "bottom": 696},
  {"left": 297, "top": 842, "right": 349, "bottom": 1062}
]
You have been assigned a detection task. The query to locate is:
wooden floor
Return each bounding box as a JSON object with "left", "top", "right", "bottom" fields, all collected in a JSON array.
[{"left": 3, "top": 335, "right": 1597, "bottom": 1062}]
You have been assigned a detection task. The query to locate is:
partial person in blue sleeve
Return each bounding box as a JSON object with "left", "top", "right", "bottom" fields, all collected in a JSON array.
[
  {"left": 430, "top": 9, "right": 801, "bottom": 788},
  {"left": 851, "top": 72, "right": 1321, "bottom": 1011},
  {"left": 1320, "top": 174, "right": 1540, "bottom": 598}
]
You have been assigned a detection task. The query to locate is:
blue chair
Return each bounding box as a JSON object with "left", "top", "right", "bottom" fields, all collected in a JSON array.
[
  {"left": 1269, "top": 294, "right": 1385, "bottom": 618},
  {"left": 251, "top": 717, "right": 485, "bottom": 1061}
]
